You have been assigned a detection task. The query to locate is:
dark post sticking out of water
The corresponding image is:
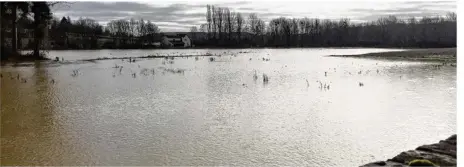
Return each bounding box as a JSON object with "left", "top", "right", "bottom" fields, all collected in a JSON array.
[{"left": 361, "top": 134, "right": 456, "bottom": 167}]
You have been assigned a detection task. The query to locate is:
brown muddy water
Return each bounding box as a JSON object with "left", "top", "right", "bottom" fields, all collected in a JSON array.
[{"left": 0, "top": 48, "right": 456, "bottom": 166}]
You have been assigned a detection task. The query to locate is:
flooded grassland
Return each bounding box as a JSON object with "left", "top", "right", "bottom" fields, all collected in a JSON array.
[{"left": 1, "top": 48, "right": 456, "bottom": 166}]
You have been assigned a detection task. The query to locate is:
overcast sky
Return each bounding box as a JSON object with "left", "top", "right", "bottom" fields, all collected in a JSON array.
[{"left": 51, "top": 0, "right": 456, "bottom": 32}]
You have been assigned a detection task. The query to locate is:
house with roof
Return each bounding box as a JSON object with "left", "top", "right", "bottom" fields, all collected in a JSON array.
[{"left": 160, "top": 32, "right": 192, "bottom": 47}]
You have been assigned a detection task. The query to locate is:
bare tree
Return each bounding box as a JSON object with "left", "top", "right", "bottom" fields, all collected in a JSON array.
[
  {"left": 200, "top": 4, "right": 455, "bottom": 48},
  {"left": 224, "top": 8, "right": 232, "bottom": 41},
  {"left": 247, "top": 13, "right": 258, "bottom": 34},
  {"left": 206, "top": 5, "right": 212, "bottom": 39},
  {"left": 211, "top": 5, "right": 217, "bottom": 39},
  {"left": 236, "top": 12, "right": 244, "bottom": 42},
  {"left": 200, "top": 24, "right": 207, "bottom": 33},
  {"left": 247, "top": 13, "right": 265, "bottom": 46},
  {"left": 446, "top": 12, "right": 456, "bottom": 21},
  {"left": 138, "top": 18, "right": 145, "bottom": 37},
  {"left": 145, "top": 20, "right": 155, "bottom": 43},
  {"left": 190, "top": 26, "right": 198, "bottom": 42},
  {"left": 216, "top": 7, "right": 224, "bottom": 41}
]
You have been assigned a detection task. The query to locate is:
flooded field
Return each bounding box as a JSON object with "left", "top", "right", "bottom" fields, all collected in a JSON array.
[{"left": 1, "top": 48, "right": 456, "bottom": 166}]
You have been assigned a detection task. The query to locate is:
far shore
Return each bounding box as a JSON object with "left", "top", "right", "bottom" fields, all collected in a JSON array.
[
  {"left": 18, "top": 46, "right": 453, "bottom": 51},
  {"left": 330, "top": 48, "right": 456, "bottom": 62},
  {"left": 2, "top": 47, "right": 457, "bottom": 65}
]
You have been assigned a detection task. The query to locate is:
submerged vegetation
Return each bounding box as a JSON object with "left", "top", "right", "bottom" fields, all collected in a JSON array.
[
  {"left": 4, "top": 46, "right": 448, "bottom": 94},
  {"left": 79, "top": 53, "right": 219, "bottom": 62},
  {"left": 330, "top": 48, "right": 456, "bottom": 62},
  {"left": 262, "top": 73, "right": 269, "bottom": 83}
]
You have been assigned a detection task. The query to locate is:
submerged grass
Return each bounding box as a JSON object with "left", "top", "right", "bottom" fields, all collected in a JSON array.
[
  {"left": 329, "top": 48, "right": 456, "bottom": 62},
  {"left": 81, "top": 53, "right": 218, "bottom": 62}
]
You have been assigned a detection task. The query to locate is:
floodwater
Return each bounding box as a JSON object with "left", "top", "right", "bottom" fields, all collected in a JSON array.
[{"left": 1, "top": 48, "right": 456, "bottom": 166}]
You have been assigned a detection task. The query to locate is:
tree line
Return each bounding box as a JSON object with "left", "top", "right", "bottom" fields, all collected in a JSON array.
[
  {"left": 1, "top": 2, "right": 456, "bottom": 60},
  {"left": 193, "top": 5, "right": 456, "bottom": 48},
  {"left": 48, "top": 17, "right": 160, "bottom": 49}
]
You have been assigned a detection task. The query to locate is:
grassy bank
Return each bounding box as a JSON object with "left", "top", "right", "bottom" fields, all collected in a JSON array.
[{"left": 330, "top": 48, "right": 456, "bottom": 62}]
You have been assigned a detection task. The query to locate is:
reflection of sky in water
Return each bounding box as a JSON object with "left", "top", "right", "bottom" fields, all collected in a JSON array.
[{"left": 1, "top": 48, "right": 456, "bottom": 166}]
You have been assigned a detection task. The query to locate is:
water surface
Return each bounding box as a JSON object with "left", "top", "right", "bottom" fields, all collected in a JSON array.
[{"left": 1, "top": 48, "right": 456, "bottom": 166}]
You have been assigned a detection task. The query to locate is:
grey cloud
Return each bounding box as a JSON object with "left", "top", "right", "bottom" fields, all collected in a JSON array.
[
  {"left": 415, "top": 4, "right": 456, "bottom": 10},
  {"left": 51, "top": 1, "right": 455, "bottom": 32},
  {"left": 52, "top": 1, "right": 291, "bottom": 30},
  {"left": 156, "top": 23, "right": 196, "bottom": 28},
  {"left": 53, "top": 1, "right": 242, "bottom": 13},
  {"left": 157, "top": 19, "right": 204, "bottom": 25},
  {"left": 351, "top": 0, "right": 455, "bottom": 14},
  {"left": 358, "top": 12, "right": 447, "bottom": 21},
  {"left": 63, "top": 11, "right": 131, "bottom": 18},
  {"left": 351, "top": 7, "right": 453, "bottom": 14},
  {"left": 235, "top": 7, "right": 269, "bottom": 12},
  {"left": 53, "top": 2, "right": 206, "bottom": 18},
  {"left": 52, "top": 2, "right": 209, "bottom": 31},
  {"left": 400, "top": 1, "right": 456, "bottom": 10},
  {"left": 52, "top": 2, "right": 155, "bottom": 13},
  {"left": 351, "top": 7, "right": 423, "bottom": 13},
  {"left": 402, "top": 1, "right": 455, "bottom": 5},
  {"left": 120, "top": 12, "right": 206, "bottom": 24},
  {"left": 237, "top": 12, "right": 293, "bottom": 19},
  {"left": 218, "top": 1, "right": 250, "bottom": 6},
  {"left": 350, "top": 1, "right": 455, "bottom": 22},
  {"left": 237, "top": 7, "right": 257, "bottom": 10}
]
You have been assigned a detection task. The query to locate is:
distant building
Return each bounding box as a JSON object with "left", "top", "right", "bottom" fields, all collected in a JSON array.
[
  {"left": 4, "top": 28, "right": 50, "bottom": 49},
  {"left": 161, "top": 33, "right": 192, "bottom": 47}
]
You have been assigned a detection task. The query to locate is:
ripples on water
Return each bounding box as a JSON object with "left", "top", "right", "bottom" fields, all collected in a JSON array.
[{"left": 1, "top": 48, "right": 456, "bottom": 166}]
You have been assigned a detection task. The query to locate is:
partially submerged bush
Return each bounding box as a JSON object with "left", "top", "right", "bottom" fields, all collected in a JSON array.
[
  {"left": 408, "top": 159, "right": 437, "bottom": 166},
  {"left": 253, "top": 70, "right": 258, "bottom": 81},
  {"left": 263, "top": 73, "right": 269, "bottom": 83}
]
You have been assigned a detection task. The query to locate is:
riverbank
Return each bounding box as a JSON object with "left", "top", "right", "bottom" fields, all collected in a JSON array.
[
  {"left": 80, "top": 53, "right": 220, "bottom": 62},
  {"left": 26, "top": 46, "right": 457, "bottom": 51},
  {"left": 361, "top": 134, "right": 457, "bottom": 167},
  {"left": 0, "top": 53, "right": 50, "bottom": 65},
  {"left": 2, "top": 47, "right": 457, "bottom": 65},
  {"left": 330, "top": 48, "right": 456, "bottom": 62},
  {"left": 1, "top": 50, "right": 255, "bottom": 66}
]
